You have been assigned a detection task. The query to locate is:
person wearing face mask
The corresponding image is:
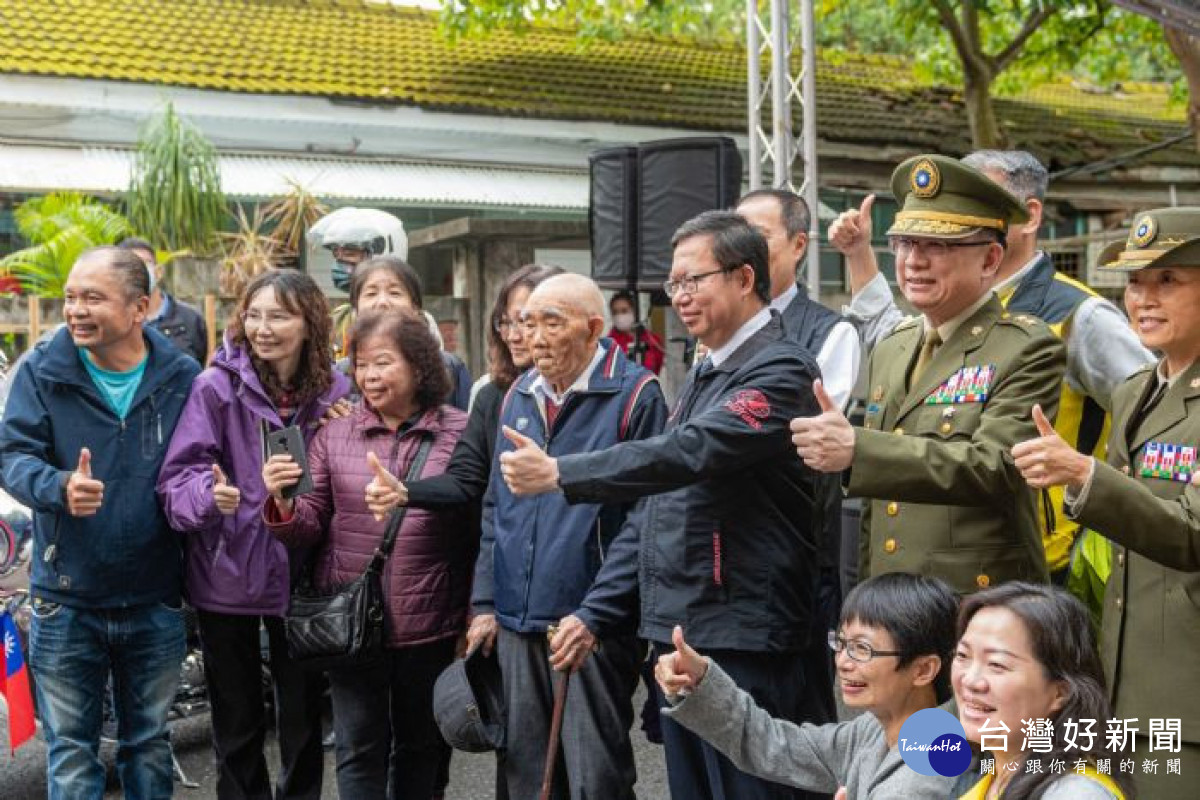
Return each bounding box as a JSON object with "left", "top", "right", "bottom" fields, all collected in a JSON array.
[
  {"left": 309, "top": 207, "right": 409, "bottom": 294},
  {"left": 607, "top": 290, "right": 665, "bottom": 375}
]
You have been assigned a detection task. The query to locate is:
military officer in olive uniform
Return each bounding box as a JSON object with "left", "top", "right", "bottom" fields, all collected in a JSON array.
[
  {"left": 1014, "top": 207, "right": 1200, "bottom": 799},
  {"left": 792, "top": 154, "right": 1064, "bottom": 595}
]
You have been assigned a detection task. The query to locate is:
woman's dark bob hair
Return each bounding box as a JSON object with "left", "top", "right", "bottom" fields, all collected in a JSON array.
[
  {"left": 348, "top": 310, "right": 450, "bottom": 413},
  {"left": 839, "top": 573, "right": 960, "bottom": 702},
  {"left": 348, "top": 256, "right": 423, "bottom": 312}
]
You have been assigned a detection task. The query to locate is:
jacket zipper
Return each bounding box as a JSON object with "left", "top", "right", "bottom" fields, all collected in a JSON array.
[{"left": 712, "top": 530, "right": 723, "bottom": 586}]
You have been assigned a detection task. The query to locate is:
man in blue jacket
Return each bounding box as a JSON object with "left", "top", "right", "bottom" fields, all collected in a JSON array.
[
  {"left": 0, "top": 246, "right": 200, "bottom": 799},
  {"left": 465, "top": 273, "right": 666, "bottom": 800},
  {"left": 501, "top": 212, "right": 831, "bottom": 800}
]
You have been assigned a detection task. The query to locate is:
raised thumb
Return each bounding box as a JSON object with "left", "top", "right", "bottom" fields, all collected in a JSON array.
[
  {"left": 834, "top": 788, "right": 848, "bottom": 800},
  {"left": 502, "top": 425, "right": 534, "bottom": 450},
  {"left": 814, "top": 379, "right": 837, "bottom": 414},
  {"left": 212, "top": 463, "right": 227, "bottom": 486},
  {"left": 77, "top": 447, "right": 92, "bottom": 478},
  {"left": 366, "top": 451, "right": 394, "bottom": 485},
  {"left": 672, "top": 625, "right": 698, "bottom": 667},
  {"left": 860, "top": 193, "right": 876, "bottom": 218},
  {"left": 1032, "top": 404, "right": 1056, "bottom": 437}
]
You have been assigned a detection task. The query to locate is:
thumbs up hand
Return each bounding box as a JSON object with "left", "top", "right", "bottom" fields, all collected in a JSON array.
[
  {"left": 654, "top": 625, "right": 709, "bottom": 700},
  {"left": 498, "top": 425, "right": 559, "bottom": 496},
  {"left": 828, "top": 194, "right": 875, "bottom": 257},
  {"left": 1012, "top": 404, "right": 1092, "bottom": 491},
  {"left": 66, "top": 447, "right": 105, "bottom": 517},
  {"left": 365, "top": 451, "right": 408, "bottom": 521},
  {"left": 789, "top": 379, "right": 856, "bottom": 473},
  {"left": 212, "top": 464, "right": 241, "bottom": 515}
]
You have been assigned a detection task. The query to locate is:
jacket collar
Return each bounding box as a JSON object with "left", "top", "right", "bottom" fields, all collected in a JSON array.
[
  {"left": 37, "top": 325, "right": 194, "bottom": 403},
  {"left": 1126, "top": 359, "right": 1200, "bottom": 453},
  {"left": 712, "top": 312, "right": 785, "bottom": 374},
  {"left": 213, "top": 335, "right": 350, "bottom": 426},
  {"left": 515, "top": 338, "right": 627, "bottom": 398},
  {"left": 355, "top": 403, "right": 449, "bottom": 437},
  {"left": 1002, "top": 252, "right": 1054, "bottom": 314}
]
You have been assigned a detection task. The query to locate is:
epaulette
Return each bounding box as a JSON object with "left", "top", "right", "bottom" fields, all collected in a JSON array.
[
  {"left": 881, "top": 315, "right": 922, "bottom": 341},
  {"left": 996, "top": 311, "right": 1053, "bottom": 337}
]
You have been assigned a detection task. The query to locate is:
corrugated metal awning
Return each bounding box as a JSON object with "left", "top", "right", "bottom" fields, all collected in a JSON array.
[{"left": 0, "top": 141, "right": 589, "bottom": 210}]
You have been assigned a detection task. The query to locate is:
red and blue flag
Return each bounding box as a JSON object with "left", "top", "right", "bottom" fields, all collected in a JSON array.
[{"left": 1, "top": 609, "right": 35, "bottom": 752}]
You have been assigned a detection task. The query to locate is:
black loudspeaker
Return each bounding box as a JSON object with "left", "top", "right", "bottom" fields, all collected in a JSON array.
[
  {"left": 636, "top": 137, "right": 742, "bottom": 290},
  {"left": 589, "top": 146, "right": 640, "bottom": 289},
  {"left": 589, "top": 137, "right": 743, "bottom": 292}
]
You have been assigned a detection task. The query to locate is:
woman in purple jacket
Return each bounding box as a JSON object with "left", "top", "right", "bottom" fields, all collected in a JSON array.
[
  {"left": 157, "top": 270, "right": 350, "bottom": 800},
  {"left": 263, "top": 310, "right": 471, "bottom": 799}
]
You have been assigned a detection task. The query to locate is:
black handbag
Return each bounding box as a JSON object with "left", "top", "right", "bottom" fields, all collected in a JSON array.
[{"left": 284, "top": 434, "right": 433, "bottom": 670}]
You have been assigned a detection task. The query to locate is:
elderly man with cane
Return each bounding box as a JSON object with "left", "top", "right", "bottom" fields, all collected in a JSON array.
[{"left": 469, "top": 273, "right": 666, "bottom": 799}]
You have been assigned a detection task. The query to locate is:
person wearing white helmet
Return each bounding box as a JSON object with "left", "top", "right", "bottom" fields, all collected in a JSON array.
[{"left": 309, "top": 207, "right": 409, "bottom": 293}]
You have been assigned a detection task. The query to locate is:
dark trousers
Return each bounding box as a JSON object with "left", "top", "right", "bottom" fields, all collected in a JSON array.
[
  {"left": 327, "top": 637, "right": 457, "bottom": 800},
  {"left": 196, "top": 610, "right": 324, "bottom": 800},
  {"left": 653, "top": 644, "right": 821, "bottom": 800},
  {"left": 497, "top": 626, "right": 641, "bottom": 800}
]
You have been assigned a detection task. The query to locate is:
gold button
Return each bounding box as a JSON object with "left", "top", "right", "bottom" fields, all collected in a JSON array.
[
  {"left": 976, "top": 574, "right": 991, "bottom": 588},
  {"left": 884, "top": 538, "right": 898, "bottom": 554},
  {"left": 886, "top": 502, "right": 899, "bottom": 516},
  {"left": 940, "top": 421, "right": 953, "bottom": 434},
  {"left": 1115, "top": 597, "right": 1123, "bottom": 610},
  {"left": 1117, "top": 553, "right": 1125, "bottom": 567},
  {"left": 893, "top": 427, "right": 904, "bottom": 435},
  {"left": 970, "top": 325, "right": 983, "bottom": 336}
]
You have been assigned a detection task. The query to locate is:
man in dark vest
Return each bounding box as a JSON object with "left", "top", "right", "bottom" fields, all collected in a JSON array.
[{"left": 737, "top": 189, "right": 856, "bottom": 742}]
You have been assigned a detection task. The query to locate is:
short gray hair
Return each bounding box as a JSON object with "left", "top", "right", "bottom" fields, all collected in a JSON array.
[{"left": 961, "top": 150, "right": 1048, "bottom": 203}]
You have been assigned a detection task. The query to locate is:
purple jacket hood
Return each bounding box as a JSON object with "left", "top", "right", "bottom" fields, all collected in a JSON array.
[{"left": 157, "top": 338, "right": 352, "bottom": 615}]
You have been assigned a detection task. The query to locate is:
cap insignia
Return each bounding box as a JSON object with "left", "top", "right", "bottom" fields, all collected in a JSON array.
[
  {"left": 910, "top": 159, "right": 940, "bottom": 199},
  {"left": 1131, "top": 215, "right": 1157, "bottom": 248}
]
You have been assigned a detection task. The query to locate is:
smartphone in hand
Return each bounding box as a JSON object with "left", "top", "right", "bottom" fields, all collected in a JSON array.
[{"left": 265, "top": 426, "right": 313, "bottom": 499}]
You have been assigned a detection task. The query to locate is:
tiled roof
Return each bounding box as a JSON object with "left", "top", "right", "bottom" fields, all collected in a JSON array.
[{"left": 0, "top": 0, "right": 1194, "bottom": 169}]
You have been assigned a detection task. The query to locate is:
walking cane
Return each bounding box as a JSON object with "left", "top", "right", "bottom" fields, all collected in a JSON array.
[{"left": 540, "top": 626, "right": 570, "bottom": 800}]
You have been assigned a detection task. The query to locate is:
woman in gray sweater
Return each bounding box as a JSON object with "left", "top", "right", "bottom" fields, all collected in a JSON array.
[{"left": 658, "top": 574, "right": 961, "bottom": 799}]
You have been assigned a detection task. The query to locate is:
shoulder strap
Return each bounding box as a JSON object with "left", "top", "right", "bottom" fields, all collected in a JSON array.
[{"left": 368, "top": 432, "right": 435, "bottom": 572}]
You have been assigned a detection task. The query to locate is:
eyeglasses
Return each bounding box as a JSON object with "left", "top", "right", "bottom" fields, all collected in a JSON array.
[
  {"left": 494, "top": 318, "right": 514, "bottom": 335},
  {"left": 888, "top": 237, "right": 995, "bottom": 259},
  {"left": 828, "top": 631, "right": 903, "bottom": 663},
  {"left": 663, "top": 267, "right": 735, "bottom": 299}
]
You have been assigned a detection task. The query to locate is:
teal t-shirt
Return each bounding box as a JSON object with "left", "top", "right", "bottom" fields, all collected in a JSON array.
[{"left": 80, "top": 348, "right": 148, "bottom": 420}]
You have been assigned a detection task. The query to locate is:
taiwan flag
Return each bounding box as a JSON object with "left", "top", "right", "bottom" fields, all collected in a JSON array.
[{"left": 1, "top": 609, "right": 35, "bottom": 752}]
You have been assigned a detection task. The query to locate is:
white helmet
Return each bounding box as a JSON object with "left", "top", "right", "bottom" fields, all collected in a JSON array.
[{"left": 309, "top": 207, "right": 408, "bottom": 260}]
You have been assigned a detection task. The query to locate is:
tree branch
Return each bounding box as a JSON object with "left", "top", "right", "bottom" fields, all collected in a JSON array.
[
  {"left": 994, "top": 6, "right": 1057, "bottom": 72},
  {"left": 931, "top": 0, "right": 972, "bottom": 62}
]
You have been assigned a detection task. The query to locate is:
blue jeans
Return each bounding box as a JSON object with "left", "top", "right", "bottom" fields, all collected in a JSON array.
[{"left": 30, "top": 599, "right": 186, "bottom": 800}]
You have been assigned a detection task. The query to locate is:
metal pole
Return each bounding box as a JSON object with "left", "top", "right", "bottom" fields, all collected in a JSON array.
[
  {"left": 769, "top": 0, "right": 791, "bottom": 188},
  {"left": 747, "top": 0, "right": 762, "bottom": 190},
  {"left": 799, "top": 0, "right": 821, "bottom": 299}
]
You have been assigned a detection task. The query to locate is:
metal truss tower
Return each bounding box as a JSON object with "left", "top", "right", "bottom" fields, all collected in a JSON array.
[{"left": 746, "top": 0, "right": 821, "bottom": 300}]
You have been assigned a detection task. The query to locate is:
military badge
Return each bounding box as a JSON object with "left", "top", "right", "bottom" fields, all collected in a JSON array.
[
  {"left": 1130, "top": 214, "right": 1157, "bottom": 248},
  {"left": 910, "top": 159, "right": 940, "bottom": 199},
  {"left": 1140, "top": 441, "right": 1197, "bottom": 482},
  {"left": 924, "top": 364, "right": 996, "bottom": 405}
]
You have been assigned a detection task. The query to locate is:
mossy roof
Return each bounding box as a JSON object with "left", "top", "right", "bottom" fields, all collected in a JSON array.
[{"left": 0, "top": 0, "right": 1194, "bottom": 170}]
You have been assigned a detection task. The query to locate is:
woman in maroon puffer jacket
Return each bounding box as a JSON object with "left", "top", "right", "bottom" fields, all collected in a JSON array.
[{"left": 263, "top": 310, "right": 471, "bottom": 800}]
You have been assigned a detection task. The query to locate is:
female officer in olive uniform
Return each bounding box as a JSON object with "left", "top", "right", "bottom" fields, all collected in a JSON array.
[{"left": 1014, "top": 206, "right": 1200, "bottom": 800}]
